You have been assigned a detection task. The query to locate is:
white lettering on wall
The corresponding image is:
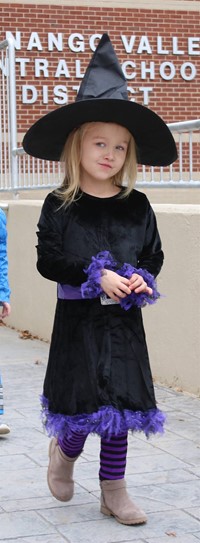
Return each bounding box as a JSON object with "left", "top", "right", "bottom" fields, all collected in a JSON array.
[
  {"left": 43, "top": 85, "right": 48, "bottom": 104},
  {"left": 89, "top": 34, "right": 102, "bottom": 51},
  {"left": 121, "top": 35, "right": 136, "bottom": 54},
  {"left": 140, "top": 87, "right": 153, "bottom": 105},
  {"left": 35, "top": 59, "right": 49, "bottom": 77},
  {"left": 75, "top": 60, "right": 85, "bottom": 78},
  {"left": 180, "top": 62, "right": 196, "bottom": 80},
  {"left": 55, "top": 60, "right": 70, "bottom": 78},
  {"left": 48, "top": 33, "right": 63, "bottom": 51},
  {"left": 22, "top": 85, "right": 68, "bottom": 104},
  {"left": 2, "top": 31, "right": 197, "bottom": 106},
  {"left": 122, "top": 61, "right": 136, "bottom": 79},
  {"left": 157, "top": 37, "right": 169, "bottom": 55},
  {"left": 4, "top": 32, "right": 200, "bottom": 56},
  {"left": 6, "top": 31, "right": 21, "bottom": 50},
  {"left": 172, "top": 37, "right": 184, "bottom": 55},
  {"left": 137, "top": 36, "right": 152, "bottom": 55},
  {"left": 68, "top": 33, "right": 84, "bottom": 52},
  {"left": 159, "top": 62, "right": 176, "bottom": 80},
  {"left": 54, "top": 85, "right": 68, "bottom": 104},
  {"left": 141, "top": 61, "right": 155, "bottom": 80},
  {"left": 22, "top": 85, "right": 37, "bottom": 104},
  {"left": 27, "top": 32, "right": 42, "bottom": 51},
  {"left": 188, "top": 37, "right": 200, "bottom": 55},
  {"left": 16, "top": 58, "right": 30, "bottom": 77}
]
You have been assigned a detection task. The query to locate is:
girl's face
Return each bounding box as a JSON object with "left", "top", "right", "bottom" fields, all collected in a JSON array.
[{"left": 80, "top": 122, "right": 130, "bottom": 186}]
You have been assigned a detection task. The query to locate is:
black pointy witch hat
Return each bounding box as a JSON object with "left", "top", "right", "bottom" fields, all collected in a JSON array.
[{"left": 23, "top": 33, "right": 177, "bottom": 166}]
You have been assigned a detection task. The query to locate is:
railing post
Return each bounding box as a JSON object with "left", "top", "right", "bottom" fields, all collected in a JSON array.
[{"left": 7, "top": 36, "right": 18, "bottom": 195}]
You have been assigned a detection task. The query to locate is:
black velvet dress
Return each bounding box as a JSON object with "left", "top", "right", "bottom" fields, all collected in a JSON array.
[{"left": 37, "top": 188, "right": 165, "bottom": 439}]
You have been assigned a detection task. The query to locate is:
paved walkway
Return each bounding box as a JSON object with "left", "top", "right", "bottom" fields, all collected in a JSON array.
[{"left": 0, "top": 324, "right": 200, "bottom": 543}]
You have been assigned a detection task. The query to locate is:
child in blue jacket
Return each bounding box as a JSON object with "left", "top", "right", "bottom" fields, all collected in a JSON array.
[{"left": 0, "top": 208, "right": 11, "bottom": 435}]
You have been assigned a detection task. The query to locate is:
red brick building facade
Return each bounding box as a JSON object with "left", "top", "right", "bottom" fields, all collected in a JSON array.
[{"left": 0, "top": 1, "right": 199, "bottom": 145}]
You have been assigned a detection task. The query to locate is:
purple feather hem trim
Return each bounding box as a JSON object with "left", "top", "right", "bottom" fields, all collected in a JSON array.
[
  {"left": 40, "top": 395, "right": 166, "bottom": 440},
  {"left": 81, "top": 250, "right": 161, "bottom": 310}
]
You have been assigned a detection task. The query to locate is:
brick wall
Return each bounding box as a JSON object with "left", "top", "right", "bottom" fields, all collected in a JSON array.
[{"left": 0, "top": 3, "right": 199, "bottom": 145}]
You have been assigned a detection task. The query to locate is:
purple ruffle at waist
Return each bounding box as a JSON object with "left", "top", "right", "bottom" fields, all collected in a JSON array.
[{"left": 57, "top": 283, "right": 82, "bottom": 300}]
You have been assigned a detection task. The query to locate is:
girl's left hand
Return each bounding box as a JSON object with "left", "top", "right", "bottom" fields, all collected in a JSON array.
[
  {"left": 1, "top": 302, "right": 11, "bottom": 318},
  {"left": 129, "top": 273, "right": 153, "bottom": 296}
]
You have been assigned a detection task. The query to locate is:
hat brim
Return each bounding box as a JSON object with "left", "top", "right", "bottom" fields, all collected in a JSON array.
[{"left": 23, "top": 99, "right": 177, "bottom": 166}]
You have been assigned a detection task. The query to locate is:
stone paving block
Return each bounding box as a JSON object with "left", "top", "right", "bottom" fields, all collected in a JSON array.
[
  {"left": 0, "top": 537, "right": 68, "bottom": 543},
  {"left": 0, "top": 466, "right": 49, "bottom": 500},
  {"left": 127, "top": 468, "right": 199, "bottom": 486},
  {"left": 0, "top": 511, "right": 55, "bottom": 539},
  {"left": 125, "top": 436, "right": 162, "bottom": 458},
  {"left": 158, "top": 393, "right": 200, "bottom": 415},
  {"left": 39, "top": 501, "right": 103, "bottom": 525},
  {"left": 0, "top": 428, "right": 49, "bottom": 456},
  {"left": 0, "top": 453, "right": 39, "bottom": 470},
  {"left": 141, "top": 510, "right": 200, "bottom": 538},
  {"left": 147, "top": 431, "right": 200, "bottom": 455},
  {"left": 186, "top": 507, "right": 200, "bottom": 521},
  {"left": 147, "top": 434, "right": 200, "bottom": 463},
  {"left": 189, "top": 467, "right": 200, "bottom": 477},
  {"left": 146, "top": 535, "right": 200, "bottom": 542},
  {"left": 134, "top": 479, "right": 200, "bottom": 509},
  {"left": 166, "top": 411, "right": 200, "bottom": 442},
  {"left": 81, "top": 434, "right": 100, "bottom": 457},
  {"left": 56, "top": 509, "right": 200, "bottom": 542},
  {"left": 0, "top": 441, "right": 48, "bottom": 459},
  {"left": 74, "top": 459, "right": 101, "bottom": 480},
  {"left": 125, "top": 451, "right": 191, "bottom": 474},
  {"left": 57, "top": 517, "right": 146, "bottom": 543},
  {"left": 0, "top": 327, "right": 49, "bottom": 362},
  {"left": 2, "top": 491, "right": 98, "bottom": 513},
  {"left": 76, "top": 478, "right": 102, "bottom": 493}
]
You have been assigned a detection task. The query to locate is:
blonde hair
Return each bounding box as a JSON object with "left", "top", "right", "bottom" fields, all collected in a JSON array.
[{"left": 56, "top": 122, "right": 137, "bottom": 206}]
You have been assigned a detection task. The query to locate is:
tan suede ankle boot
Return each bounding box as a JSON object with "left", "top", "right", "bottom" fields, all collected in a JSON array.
[
  {"left": 47, "top": 437, "right": 79, "bottom": 502},
  {"left": 100, "top": 479, "right": 147, "bottom": 525}
]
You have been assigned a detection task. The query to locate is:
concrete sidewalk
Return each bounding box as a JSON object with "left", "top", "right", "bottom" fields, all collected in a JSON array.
[{"left": 0, "top": 324, "right": 200, "bottom": 543}]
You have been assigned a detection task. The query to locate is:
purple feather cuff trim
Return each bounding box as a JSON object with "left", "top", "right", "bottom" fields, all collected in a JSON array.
[
  {"left": 81, "top": 251, "right": 116, "bottom": 299},
  {"left": 40, "top": 395, "right": 166, "bottom": 440},
  {"left": 117, "top": 264, "right": 160, "bottom": 310},
  {"left": 81, "top": 250, "right": 160, "bottom": 310}
]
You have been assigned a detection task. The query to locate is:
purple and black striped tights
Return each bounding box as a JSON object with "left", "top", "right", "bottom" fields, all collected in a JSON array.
[{"left": 58, "top": 431, "right": 128, "bottom": 480}]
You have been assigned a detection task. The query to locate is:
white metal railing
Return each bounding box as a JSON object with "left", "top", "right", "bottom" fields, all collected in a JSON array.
[
  {"left": 0, "top": 37, "right": 18, "bottom": 193},
  {"left": 0, "top": 37, "right": 200, "bottom": 195},
  {"left": 12, "top": 119, "right": 200, "bottom": 192},
  {"left": 137, "top": 118, "right": 200, "bottom": 188}
]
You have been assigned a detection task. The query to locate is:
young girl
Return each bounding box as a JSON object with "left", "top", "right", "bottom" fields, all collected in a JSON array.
[
  {"left": 23, "top": 34, "right": 177, "bottom": 526},
  {"left": 0, "top": 208, "right": 11, "bottom": 435}
]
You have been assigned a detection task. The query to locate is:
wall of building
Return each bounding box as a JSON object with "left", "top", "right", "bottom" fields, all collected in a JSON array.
[
  {"left": 0, "top": 0, "right": 199, "bottom": 191},
  {"left": 2, "top": 199, "right": 200, "bottom": 397},
  {"left": 0, "top": 0, "right": 200, "bottom": 146}
]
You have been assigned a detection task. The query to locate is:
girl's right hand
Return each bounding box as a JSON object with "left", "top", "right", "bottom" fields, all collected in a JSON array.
[{"left": 100, "top": 269, "right": 131, "bottom": 302}]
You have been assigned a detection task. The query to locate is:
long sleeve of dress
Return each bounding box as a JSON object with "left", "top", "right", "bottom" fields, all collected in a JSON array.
[
  {"left": 0, "top": 210, "right": 10, "bottom": 303},
  {"left": 36, "top": 193, "right": 87, "bottom": 286},
  {"left": 137, "top": 201, "right": 164, "bottom": 278}
]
